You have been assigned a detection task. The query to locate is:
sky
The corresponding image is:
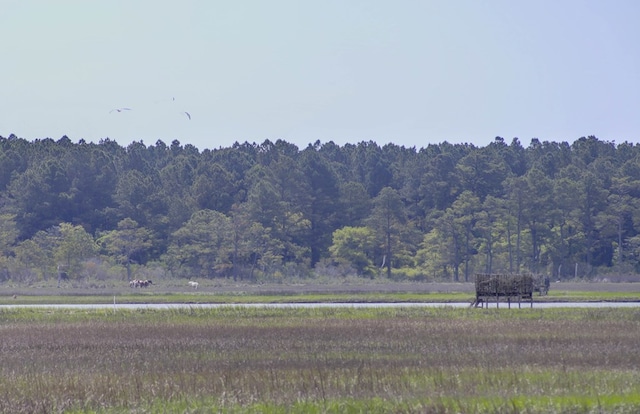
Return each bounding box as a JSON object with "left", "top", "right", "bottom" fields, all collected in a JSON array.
[{"left": 2, "top": 0, "right": 640, "bottom": 151}]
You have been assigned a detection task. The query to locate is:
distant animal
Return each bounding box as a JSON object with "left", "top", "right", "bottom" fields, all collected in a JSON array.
[
  {"left": 188, "top": 281, "right": 199, "bottom": 289},
  {"left": 129, "top": 279, "right": 152, "bottom": 288},
  {"left": 183, "top": 111, "right": 191, "bottom": 120}
]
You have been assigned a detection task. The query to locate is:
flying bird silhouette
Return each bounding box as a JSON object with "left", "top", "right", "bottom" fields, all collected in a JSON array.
[
  {"left": 109, "top": 107, "right": 132, "bottom": 113},
  {"left": 183, "top": 111, "right": 191, "bottom": 120}
]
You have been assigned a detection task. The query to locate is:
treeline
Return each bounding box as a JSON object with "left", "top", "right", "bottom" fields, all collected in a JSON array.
[{"left": 0, "top": 134, "right": 639, "bottom": 283}]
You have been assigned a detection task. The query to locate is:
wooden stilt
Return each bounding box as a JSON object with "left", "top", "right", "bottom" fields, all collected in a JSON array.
[{"left": 474, "top": 273, "right": 536, "bottom": 310}]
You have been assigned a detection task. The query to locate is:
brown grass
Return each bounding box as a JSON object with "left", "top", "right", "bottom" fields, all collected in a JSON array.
[{"left": 1, "top": 307, "right": 640, "bottom": 412}]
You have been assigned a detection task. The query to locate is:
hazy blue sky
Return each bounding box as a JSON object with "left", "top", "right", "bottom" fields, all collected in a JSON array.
[{"left": 2, "top": 0, "right": 639, "bottom": 151}]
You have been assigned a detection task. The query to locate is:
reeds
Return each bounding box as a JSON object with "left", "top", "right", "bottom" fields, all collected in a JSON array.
[{"left": 1, "top": 307, "right": 640, "bottom": 412}]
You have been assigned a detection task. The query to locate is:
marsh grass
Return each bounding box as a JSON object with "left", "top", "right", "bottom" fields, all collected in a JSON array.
[
  {"left": 1, "top": 307, "right": 640, "bottom": 413},
  {"left": 4, "top": 278, "right": 640, "bottom": 308},
  {"left": 3, "top": 289, "right": 640, "bottom": 307},
  {"left": 545, "top": 290, "right": 640, "bottom": 302},
  {"left": 0, "top": 291, "right": 476, "bottom": 306}
]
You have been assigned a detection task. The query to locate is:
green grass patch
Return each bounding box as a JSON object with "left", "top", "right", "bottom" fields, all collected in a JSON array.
[
  {"left": 65, "top": 393, "right": 640, "bottom": 413},
  {"left": 3, "top": 289, "right": 640, "bottom": 306},
  {"left": 0, "top": 291, "right": 476, "bottom": 305},
  {"left": 2, "top": 305, "right": 640, "bottom": 324},
  {"left": 544, "top": 289, "right": 640, "bottom": 302}
]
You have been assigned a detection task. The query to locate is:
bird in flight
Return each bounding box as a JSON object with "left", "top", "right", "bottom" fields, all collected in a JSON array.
[
  {"left": 183, "top": 111, "right": 191, "bottom": 120},
  {"left": 109, "top": 107, "right": 132, "bottom": 113}
]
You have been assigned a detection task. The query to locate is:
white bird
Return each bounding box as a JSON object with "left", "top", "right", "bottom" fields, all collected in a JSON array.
[{"left": 109, "top": 107, "right": 132, "bottom": 113}]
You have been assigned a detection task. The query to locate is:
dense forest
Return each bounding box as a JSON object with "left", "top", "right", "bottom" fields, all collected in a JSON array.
[{"left": 1, "top": 134, "right": 639, "bottom": 284}]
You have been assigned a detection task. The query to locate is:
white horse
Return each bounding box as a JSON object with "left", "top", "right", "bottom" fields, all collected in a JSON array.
[{"left": 188, "top": 281, "right": 199, "bottom": 289}]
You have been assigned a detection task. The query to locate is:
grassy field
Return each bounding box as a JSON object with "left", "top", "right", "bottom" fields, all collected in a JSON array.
[
  {"left": 2, "top": 281, "right": 640, "bottom": 305},
  {"left": 1, "top": 306, "right": 640, "bottom": 413}
]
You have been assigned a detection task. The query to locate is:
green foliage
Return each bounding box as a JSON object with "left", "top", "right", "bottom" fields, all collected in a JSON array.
[
  {"left": 3, "top": 135, "right": 640, "bottom": 281},
  {"left": 54, "top": 223, "right": 98, "bottom": 276},
  {"left": 368, "top": 187, "right": 406, "bottom": 278},
  {"left": 14, "top": 230, "right": 56, "bottom": 280},
  {"left": 98, "top": 218, "right": 152, "bottom": 280},
  {"left": 329, "top": 226, "right": 376, "bottom": 276},
  {"left": 390, "top": 266, "right": 429, "bottom": 281},
  {"left": 165, "top": 209, "right": 233, "bottom": 278},
  {"left": 0, "top": 214, "right": 18, "bottom": 257}
]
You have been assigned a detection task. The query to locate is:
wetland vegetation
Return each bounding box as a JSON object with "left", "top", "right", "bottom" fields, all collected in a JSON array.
[
  {"left": 2, "top": 306, "right": 640, "bottom": 413},
  {"left": 2, "top": 280, "right": 640, "bottom": 306}
]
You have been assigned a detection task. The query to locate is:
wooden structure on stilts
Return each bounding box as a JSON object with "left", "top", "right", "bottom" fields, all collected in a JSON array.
[{"left": 471, "top": 273, "right": 536, "bottom": 309}]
